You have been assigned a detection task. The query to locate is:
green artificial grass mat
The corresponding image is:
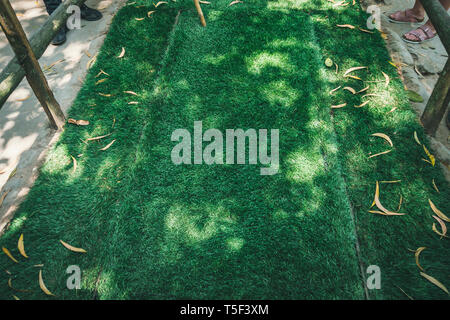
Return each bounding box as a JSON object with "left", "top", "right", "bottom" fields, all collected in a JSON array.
[{"left": 0, "top": 0, "right": 449, "bottom": 300}]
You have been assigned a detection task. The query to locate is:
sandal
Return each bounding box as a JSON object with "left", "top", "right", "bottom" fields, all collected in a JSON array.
[
  {"left": 388, "top": 9, "right": 424, "bottom": 24},
  {"left": 402, "top": 25, "right": 437, "bottom": 44}
]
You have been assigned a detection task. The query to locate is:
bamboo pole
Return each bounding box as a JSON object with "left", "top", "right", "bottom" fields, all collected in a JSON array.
[
  {"left": 420, "top": 59, "right": 450, "bottom": 135},
  {"left": 193, "top": 0, "right": 206, "bottom": 27},
  {"left": 0, "top": 0, "right": 87, "bottom": 110},
  {"left": 0, "top": 0, "right": 65, "bottom": 129}
]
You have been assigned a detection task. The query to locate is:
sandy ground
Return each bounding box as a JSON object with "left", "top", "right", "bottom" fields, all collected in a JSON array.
[{"left": 0, "top": 0, "right": 126, "bottom": 233}]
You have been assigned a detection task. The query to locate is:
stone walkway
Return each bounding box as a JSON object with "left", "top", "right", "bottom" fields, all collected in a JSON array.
[
  {"left": 364, "top": 0, "right": 449, "bottom": 178},
  {"left": 0, "top": 0, "right": 126, "bottom": 233}
]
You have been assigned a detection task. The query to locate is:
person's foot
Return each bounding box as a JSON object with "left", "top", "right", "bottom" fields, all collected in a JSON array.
[
  {"left": 80, "top": 4, "right": 103, "bottom": 21},
  {"left": 51, "top": 28, "right": 66, "bottom": 46},
  {"left": 402, "top": 22, "right": 437, "bottom": 44},
  {"left": 388, "top": 9, "right": 424, "bottom": 24}
]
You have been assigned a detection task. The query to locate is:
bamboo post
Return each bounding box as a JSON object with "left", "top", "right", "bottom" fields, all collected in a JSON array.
[
  {"left": 0, "top": 0, "right": 65, "bottom": 129},
  {"left": 193, "top": 0, "right": 206, "bottom": 27},
  {"left": 420, "top": 59, "right": 450, "bottom": 135},
  {"left": 0, "top": 0, "right": 87, "bottom": 110}
]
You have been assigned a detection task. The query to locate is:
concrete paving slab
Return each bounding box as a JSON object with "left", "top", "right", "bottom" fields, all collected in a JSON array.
[{"left": 0, "top": 0, "right": 126, "bottom": 233}]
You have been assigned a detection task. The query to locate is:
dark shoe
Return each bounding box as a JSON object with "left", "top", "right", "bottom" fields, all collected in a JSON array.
[
  {"left": 51, "top": 28, "right": 66, "bottom": 46},
  {"left": 80, "top": 4, "right": 102, "bottom": 21}
]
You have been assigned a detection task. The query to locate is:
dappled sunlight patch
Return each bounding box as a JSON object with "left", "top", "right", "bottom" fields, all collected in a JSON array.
[
  {"left": 267, "top": 37, "right": 301, "bottom": 50},
  {"left": 203, "top": 53, "right": 229, "bottom": 66},
  {"left": 261, "top": 80, "right": 299, "bottom": 108},
  {"left": 285, "top": 150, "right": 323, "bottom": 183},
  {"left": 246, "top": 52, "right": 296, "bottom": 75},
  {"left": 226, "top": 237, "right": 244, "bottom": 252},
  {"left": 165, "top": 204, "right": 233, "bottom": 244}
]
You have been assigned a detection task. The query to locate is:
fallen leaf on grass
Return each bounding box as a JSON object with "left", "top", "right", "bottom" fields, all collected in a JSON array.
[
  {"left": 17, "top": 234, "right": 28, "bottom": 258},
  {"left": 59, "top": 240, "right": 87, "bottom": 253},
  {"left": 124, "top": 90, "right": 138, "bottom": 96},
  {"left": 154, "top": 1, "right": 168, "bottom": 7},
  {"left": 432, "top": 223, "right": 449, "bottom": 238},
  {"left": 199, "top": 0, "right": 211, "bottom": 3},
  {"left": 12, "top": 295, "right": 19, "bottom": 300},
  {"left": 147, "top": 10, "right": 155, "bottom": 17},
  {"left": 414, "top": 131, "right": 421, "bottom": 145},
  {"left": 382, "top": 71, "right": 390, "bottom": 87},
  {"left": 2, "top": 247, "right": 18, "bottom": 263},
  {"left": 229, "top": 0, "right": 243, "bottom": 6},
  {"left": 371, "top": 133, "right": 393, "bottom": 147},
  {"left": 329, "top": 86, "right": 341, "bottom": 94},
  {"left": 343, "top": 66, "right": 367, "bottom": 77},
  {"left": 95, "top": 78, "right": 107, "bottom": 85},
  {"left": 346, "top": 75, "right": 363, "bottom": 81},
  {"left": 68, "top": 119, "right": 89, "bottom": 126},
  {"left": 380, "top": 180, "right": 401, "bottom": 184},
  {"left": 39, "top": 270, "right": 55, "bottom": 296},
  {"left": 334, "top": 62, "right": 339, "bottom": 74},
  {"left": 100, "top": 139, "right": 116, "bottom": 151},
  {"left": 354, "top": 101, "right": 369, "bottom": 108},
  {"left": 397, "top": 194, "right": 403, "bottom": 212},
  {"left": 86, "top": 133, "right": 112, "bottom": 142},
  {"left": 117, "top": 47, "right": 125, "bottom": 58},
  {"left": 371, "top": 181, "right": 405, "bottom": 215},
  {"left": 336, "top": 24, "right": 355, "bottom": 29},
  {"left": 432, "top": 179, "right": 439, "bottom": 193},
  {"left": 415, "top": 247, "right": 426, "bottom": 272},
  {"left": 70, "top": 156, "right": 77, "bottom": 173},
  {"left": 95, "top": 70, "right": 109, "bottom": 78},
  {"left": 128, "top": 101, "right": 139, "bottom": 105},
  {"left": 135, "top": 17, "right": 145, "bottom": 21},
  {"left": 8, "top": 278, "right": 30, "bottom": 292},
  {"left": 423, "top": 145, "right": 435, "bottom": 166},
  {"left": 429, "top": 199, "right": 449, "bottom": 222},
  {"left": 356, "top": 86, "right": 369, "bottom": 94},
  {"left": 98, "top": 93, "right": 112, "bottom": 97},
  {"left": 368, "top": 149, "right": 392, "bottom": 158},
  {"left": 331, "top": 103, "right": 347, "bottom": 109},
  {"left": 358, "top": 27, "right": 374, "bottom": 34},
  {"left": 325, "top": 58, "right": 333, "bottom": 68},
  {"left": 343, "top": 87, "right": 356, "bottom": 94},
  {"left": 433, "top": 216, "right": 447, "bottom": 237},
  {"left": 420, "top": 272, "right": 449, "bottom": 294}
]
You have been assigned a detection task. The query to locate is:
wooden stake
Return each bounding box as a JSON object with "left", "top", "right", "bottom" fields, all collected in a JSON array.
[
  {"left": 0, "top": 0, "right": 65, "bottom": 129},
  {"left": 421, "top": 59, "right": 450, "bottom": 136},
  {"left": 193, "top": 0, "right": 206, "bottom": 27}
]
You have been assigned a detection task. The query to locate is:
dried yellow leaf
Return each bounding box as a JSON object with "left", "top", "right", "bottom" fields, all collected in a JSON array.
[
  {"left": 432, "top": 179, "right": 439, "bottom": 193},
  {"left": 414, "top": 131, "right": 421, "bottom": 145},
  {"left": 59, "top": 240, "right": 87, "bottom": 253},
  {"left": 420, "top": 272, "right": 449, "bottom": 294},
  {"left": 38, "top": 270, "right": 55, "bottom": 296},
  {"left": 382, "top": 71, "right": 390, "bottom": 87},
  {"left": 100, "top": 139, "right": 116, "bottom": 151},
  {"left": 331, "top": 103, "right": 347, "bottom": 109},
  {"left": 2, "top": 247, "right": 18, "bottom": 263},
  {"left": 343, "top": 87, "right": 356, "bottom": 94},
  {"left": 343, "top": 66, "right": 367, "bottom": 77},
  {"left": 17, "top": 234, "right": 28, "bottom": 258},
  {"left": 423, "top": 145, "right": 435, "bottom": 166},
  {"left": 371, "top": 133, "right": 393, "bottom": 147},
  {"left": 368, "top": 149, "right": 392, "bottom": 158},
  {"left": 336, "top": 24, "right": 355, "bottom": 29},
  {"left": 415, "top": 247, "right": 426, "bottom": 272},
  {"left": 118, "top": 47, "right": 125, "bottom": 58}
]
